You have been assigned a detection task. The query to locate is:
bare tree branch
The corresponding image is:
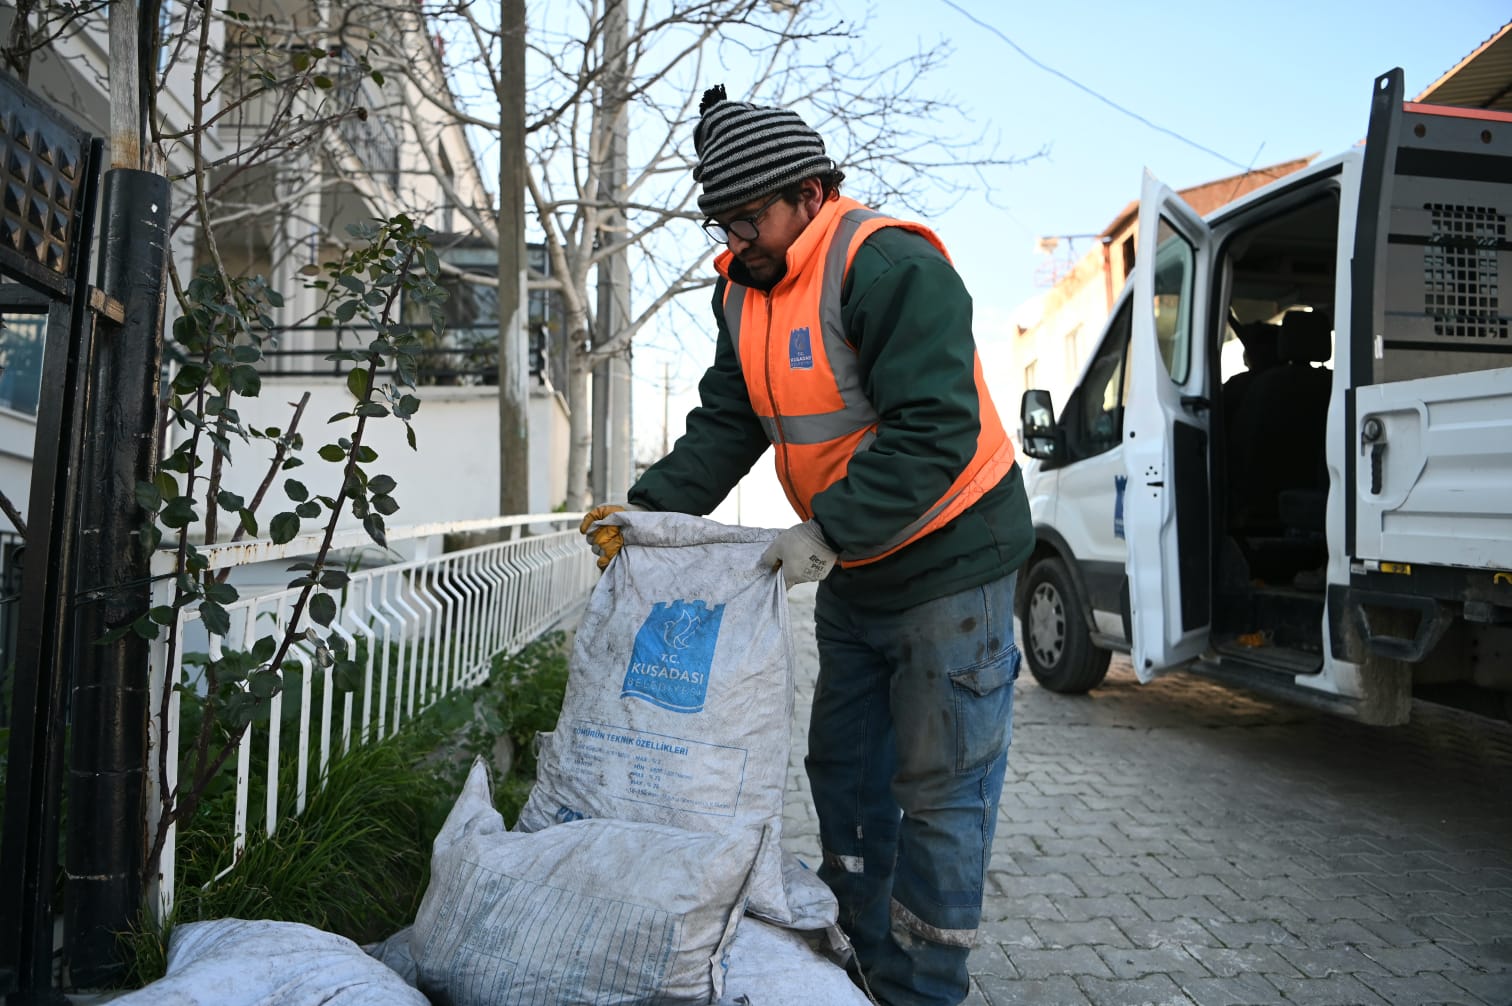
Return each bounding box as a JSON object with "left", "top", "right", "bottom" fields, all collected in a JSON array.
[
  {"left": 334, "top": 0, "right": 1042, "bottom": 506},
  {"left": 0, "top": 488, "right": 26, "bottom": 537}
]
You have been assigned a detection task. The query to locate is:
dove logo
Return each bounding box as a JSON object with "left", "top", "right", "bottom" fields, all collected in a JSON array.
[
  {"left": 663, "top": 606, "right": 700, "bottom": 648},
  {"left": 623, "top": 599, "right": 726, "bottom": 712}
]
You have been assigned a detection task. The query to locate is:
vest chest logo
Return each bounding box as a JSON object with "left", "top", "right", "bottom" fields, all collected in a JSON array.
[{"left": 788, "top": 327, "right": 814, "bottom": 370}]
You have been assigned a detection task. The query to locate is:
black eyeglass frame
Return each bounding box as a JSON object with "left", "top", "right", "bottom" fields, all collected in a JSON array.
[{"left": 701, "top": 191, "right": 786, "bottom": 244}]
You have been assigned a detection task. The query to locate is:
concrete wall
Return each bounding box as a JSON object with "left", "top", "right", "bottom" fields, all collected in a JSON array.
[
  {"left": 198, "top": 380, "right": 569, "bottom": 533},
  {"left": 1009, "top": 255, "right": 1119, "bottom": 419},
  {"left": 530, "top": 387, "right": 571, "bottom": 513}
]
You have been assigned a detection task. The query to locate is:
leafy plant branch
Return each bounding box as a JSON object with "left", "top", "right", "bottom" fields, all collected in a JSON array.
[{"left": 130, "top": 214, "right": 443, "bottom": 887}]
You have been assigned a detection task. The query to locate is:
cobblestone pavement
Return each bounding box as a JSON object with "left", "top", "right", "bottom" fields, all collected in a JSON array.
[{"left": 778, "top": 584, "right": 1512, "bottom": 1006}]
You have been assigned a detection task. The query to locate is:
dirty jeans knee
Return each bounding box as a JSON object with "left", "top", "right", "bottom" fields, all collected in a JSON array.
[
  {"left": 869, "top": 746, "right": 1012, "bottom": 1006},
  {"left": 808, "top": 589, "right": 900, "bottom": 972},
  {"left": 809, "top": 735, "right": 898, "bottom": 969},
  {"left": 812, "top": 575, "right": 1019, "bottom": 1006},
  {"left": 875, "top": 907, "right": 973, "bottom": 1006}
]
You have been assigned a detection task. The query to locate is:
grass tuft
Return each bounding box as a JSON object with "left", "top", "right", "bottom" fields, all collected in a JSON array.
[{"left": 122, "top": 630, "right": 571, "bottom": 985}]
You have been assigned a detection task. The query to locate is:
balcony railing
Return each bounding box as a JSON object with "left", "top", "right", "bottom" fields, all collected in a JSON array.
[
  {"left": 216, "top": 41, "right": 401, "bottom": 191},
  {"left": 144, "top": 514, "right": 596, "bottom": 919},
  {"left": 331, "top": 49, "right": 401, "bottom": 191},
  {"left": 262, "top": 323, "right": 499, "bottom": 384},
  {"left": 260, "top": 322, "right": 565, "bottom": 391}
]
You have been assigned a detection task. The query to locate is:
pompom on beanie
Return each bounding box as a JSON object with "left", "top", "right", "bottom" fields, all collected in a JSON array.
[{"left": 692, "top": 84, "right": 837, "bottom": 215}]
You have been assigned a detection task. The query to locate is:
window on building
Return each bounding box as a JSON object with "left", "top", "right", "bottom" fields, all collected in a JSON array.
[
  {"left": 157, "top": 1, "right": 176, "bottom": 77},
  {"left": 1023, "top": 359, "right": 1038, "bottom": 391},
  {"left": 0, "top": 313, "right": 46, "bottom": 416},
  {"left": 1063, "top": 323, "right": 1084, "bottom": 383}
]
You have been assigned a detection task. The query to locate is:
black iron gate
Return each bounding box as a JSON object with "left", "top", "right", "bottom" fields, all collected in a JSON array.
[
  {"left": 0, "top": 63, "right": 174, "bottom": 996},
  {"left": 0, "top": 71, "right": 106, "bottom": 1002}
]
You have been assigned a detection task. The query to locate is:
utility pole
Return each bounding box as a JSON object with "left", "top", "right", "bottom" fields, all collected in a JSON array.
[
  {"left": 497, "top": 0, "right": 530, "bottom": 515},
  {"left": 63, "top": 0, "right": 170, "bottom": 985},
  {"left": 662, "top": 361, "right": 670, "bottom": 456},
  {"left": 591, "top": 0, "right": 632, "bottom": 502}
]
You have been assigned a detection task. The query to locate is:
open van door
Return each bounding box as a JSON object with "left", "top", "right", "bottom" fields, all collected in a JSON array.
[
  {"left": 1123, "top": 171, "right": 1214, "bottom": 682},
  {"left": 1350, "top": 69, "right": 1512, "bottom": 573}
]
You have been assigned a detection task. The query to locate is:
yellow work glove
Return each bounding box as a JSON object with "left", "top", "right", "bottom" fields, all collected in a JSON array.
[
  {"left": 579, "top": 502, "right": 644, "bottom": 570},
  {"left": 759, "top": 519, "right": 838, "bottom": 589}
]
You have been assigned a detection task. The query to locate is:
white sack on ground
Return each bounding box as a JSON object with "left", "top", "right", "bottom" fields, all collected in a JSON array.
[
  {"left": 780, "top": 851, "right": 843, "bottom": 926},
  {"left": 109, "top": 918, "right": 429, "bottom": 1006},
  {"left": 721, "top": 917, "right": 874, "bottom": 1005},
  {"left": 364, "top": 924, "right": 418, "bottom": 986},
  {"left": 411, "top": 758, "right": 759, "bottom": 1006},
  {"left": 519, "top": 511, "right": 833, "bottom": 928}
]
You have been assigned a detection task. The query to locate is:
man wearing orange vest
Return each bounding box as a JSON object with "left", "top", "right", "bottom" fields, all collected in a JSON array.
[{"left": 581, "top": 86, "right": 1033, "bottom": 1006}]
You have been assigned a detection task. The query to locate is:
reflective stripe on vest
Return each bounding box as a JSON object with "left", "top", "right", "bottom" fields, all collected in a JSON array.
[
  {"left": 848, "top": 352, "right": 1017, "bottom": 565},
  {"left": 719, "top": 199, "right": 1014, "bottom": 566},
  {"left": 722, "top": 212, "right": 883, "bottom": 447}
]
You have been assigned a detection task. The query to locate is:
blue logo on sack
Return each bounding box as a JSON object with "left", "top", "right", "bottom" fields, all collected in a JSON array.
[
  {"left": 623, "top": 600, "right": 726, "bottom": 713},
  {"left": 788, "top": 327, "right": 813, "bottom": 370}
]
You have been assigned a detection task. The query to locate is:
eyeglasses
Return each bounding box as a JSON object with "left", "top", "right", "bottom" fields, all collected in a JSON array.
[{"left": 701, "top": 192, "right": 785, "bottom": 244}]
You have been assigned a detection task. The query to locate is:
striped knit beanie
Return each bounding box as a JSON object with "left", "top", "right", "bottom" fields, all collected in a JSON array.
[{"left": 693, "top": 84, "right": 836, "bottom": 215}]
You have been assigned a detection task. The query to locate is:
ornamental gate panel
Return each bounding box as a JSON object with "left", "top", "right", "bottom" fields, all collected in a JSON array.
[{"left": 0, "top": 71, "right": 105, "bottom": 1001}]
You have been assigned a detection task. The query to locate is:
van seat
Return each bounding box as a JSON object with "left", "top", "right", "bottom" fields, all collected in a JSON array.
[{"left": 1229, "top": 310, "right": 1332, "bottom": 548}]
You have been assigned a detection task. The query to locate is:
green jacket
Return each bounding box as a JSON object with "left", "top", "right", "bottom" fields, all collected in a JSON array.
[{"left": 630, "top": 224, "right": 1033, "bottom": 611}]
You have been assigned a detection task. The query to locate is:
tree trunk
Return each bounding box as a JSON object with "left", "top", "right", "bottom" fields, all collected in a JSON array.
[
  {"left": 566, "top": 350, "right": 593, "bottom": 508},
  {"left": 497, "top": 0, "right": 530, "bottom": 515},
  {"left": 3, "top": 0, "right": 39, "bottom": 82},
  {"left": 590, "top": 0, "right": 632, "bottom": 504}
]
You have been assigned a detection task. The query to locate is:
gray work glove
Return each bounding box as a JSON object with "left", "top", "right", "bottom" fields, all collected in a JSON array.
[
  {"left": 579, "top": 502, "right": 645, "bottom": 570},
  {"left": 760, "top": 519, "right": 838, "bottom": 589}
]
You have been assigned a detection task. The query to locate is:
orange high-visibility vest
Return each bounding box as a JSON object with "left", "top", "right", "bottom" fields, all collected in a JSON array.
[{"left": 716, "top": 196, "right": 1016, "bottom": 567}]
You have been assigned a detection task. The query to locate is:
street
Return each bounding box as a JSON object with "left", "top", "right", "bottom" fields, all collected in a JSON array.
[{"left": 780, "top": 585, "right": 1512, "bottom": 1006}]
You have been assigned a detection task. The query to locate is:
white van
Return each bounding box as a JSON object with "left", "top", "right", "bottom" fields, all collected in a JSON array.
[{"left": 1015, "top": 70, "right": 1512, "bottom": 725}]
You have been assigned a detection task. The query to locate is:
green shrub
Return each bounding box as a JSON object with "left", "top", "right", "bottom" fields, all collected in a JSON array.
[
  {"left": 124, "top": 630, "right": 572, "bottom": 984},
  {"left": 470, "top": 630, "right": 572, "bottom": 823}
]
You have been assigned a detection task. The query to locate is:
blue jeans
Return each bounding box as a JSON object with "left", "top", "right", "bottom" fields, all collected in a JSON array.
[{"left": 807, "top": 574, "right": 1019, "bottom": 1006}]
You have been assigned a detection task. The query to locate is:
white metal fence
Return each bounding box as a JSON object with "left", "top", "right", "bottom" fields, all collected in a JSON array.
[{"left": 144, "top": 514, "right": 596, "bottom": 919}]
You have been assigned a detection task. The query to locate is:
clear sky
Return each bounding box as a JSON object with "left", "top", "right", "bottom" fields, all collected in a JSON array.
[
  {"left": 854, "top": 1, "right": 1507, "bottom": 335},
  {"left": 629, "top": 1, "right": 1509, "bottom": 526}
]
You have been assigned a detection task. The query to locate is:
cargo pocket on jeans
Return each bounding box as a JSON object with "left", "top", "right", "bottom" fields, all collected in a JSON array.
[{"left": 948, "top": 645, "right": 1020, "bottom": 772}]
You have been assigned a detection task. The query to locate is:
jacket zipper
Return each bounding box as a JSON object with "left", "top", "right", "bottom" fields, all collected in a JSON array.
[{"left": 762, "top": 290, "right": 797, "bottom": 513}]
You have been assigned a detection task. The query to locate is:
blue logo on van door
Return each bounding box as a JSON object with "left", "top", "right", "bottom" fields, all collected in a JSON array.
[
  {"left": 788, "top": 327, "right": 814, "bottom": 370},
  {"left": 1113, "top": 475, "right": 1127, "bottom": 539},
  {"left": 623, "top": 600, "right": 726, "bottom": 712}
]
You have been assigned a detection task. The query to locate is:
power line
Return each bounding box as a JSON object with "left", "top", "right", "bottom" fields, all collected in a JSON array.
[{"left": 937, "top": 0, "right": 1254, "bottom": 172}]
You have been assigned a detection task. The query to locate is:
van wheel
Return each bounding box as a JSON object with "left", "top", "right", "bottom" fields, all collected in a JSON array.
[{"left": 1023, "top": 558, "right": 1111, "bottom": 694}]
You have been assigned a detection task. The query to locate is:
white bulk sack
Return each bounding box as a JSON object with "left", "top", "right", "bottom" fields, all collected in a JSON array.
[
  {"left": 721, "top": 918, "right": 873, "bottom": 1005},
  {"left": 519, "top": 511, "right": 833, "bottom": 929},
  {"left": 412, "top": 759, "right": 760, "bottom": 1006},
  {"left": 110, "top": 918, "right": 429, "bottom": 1006}
]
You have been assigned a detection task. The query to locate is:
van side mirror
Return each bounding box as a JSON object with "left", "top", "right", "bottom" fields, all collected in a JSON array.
[{"left": 1019, "top": 389, "right": 1061, "bottom": 461}]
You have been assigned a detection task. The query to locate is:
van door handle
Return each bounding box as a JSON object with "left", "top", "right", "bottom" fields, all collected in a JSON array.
[
  {"left": 1362, "top": 417, "right": 1386, "bottom": 493},
  {"left": 1179, "top": 395, "right": 1210, "bottom": 413}
]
